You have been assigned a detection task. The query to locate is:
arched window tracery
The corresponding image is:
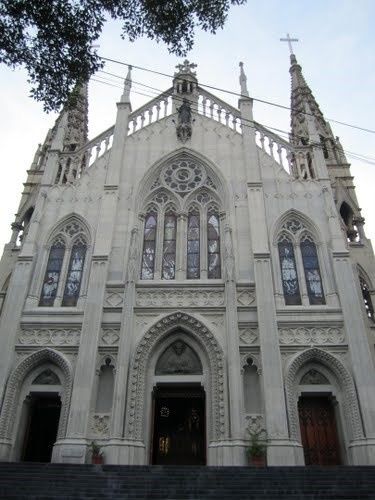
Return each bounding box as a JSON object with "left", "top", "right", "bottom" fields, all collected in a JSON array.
[
  {"left": 359, "top": 275, "right": 374, "bottom": 322},
  {"left": 276, "top": 217, "right": 326, "bottom": 306},
  {"left": 39, "top": 219, "right": 89, "bottom": 307},
  {"left": 140, "top": 156, "right": 224, "bottom": 281}
]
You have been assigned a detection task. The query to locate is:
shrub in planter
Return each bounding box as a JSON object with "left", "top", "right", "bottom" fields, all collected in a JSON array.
[
  {"left": 245, "top": 428, "right": 267, "bottom": 467},
  {"left": 90, "top": 441, "right": 104, "bottom": 464}
]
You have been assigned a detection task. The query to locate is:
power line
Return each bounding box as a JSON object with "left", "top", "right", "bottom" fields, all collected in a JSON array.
[
  {"left": 91, "top": 75, "right": 375, "bottom": 166},
  {"left": 99, "top": 55, "right": 375, "bottom": 135}
]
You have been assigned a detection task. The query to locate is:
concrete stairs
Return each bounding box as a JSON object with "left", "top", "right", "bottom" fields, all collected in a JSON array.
[{"left": 0, "top": 463, "right": 374, "bottom": 499}]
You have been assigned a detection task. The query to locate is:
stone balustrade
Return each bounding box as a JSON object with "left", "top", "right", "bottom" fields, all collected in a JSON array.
[
  {"left": 197, "top": 89, "right": 242, "bottom": 133},
  {"left": 127, "top": 90, "right": 174, "bottom": 136}
]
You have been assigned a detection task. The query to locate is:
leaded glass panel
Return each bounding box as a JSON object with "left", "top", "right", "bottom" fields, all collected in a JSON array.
[
  {"left": 39, "top": 240, "right": 65, "bottom": 306},
  {"left": 187, "top": 213, "right": 200, "bottom": 279},
  {"left": 300, "top": 238, "right": 325, "bottom": 305},
  {"left": 359, "top": 276, "right": 375, "bottom": 322},
  {"left": 162, "top": 214, "right": 177, "bottom": 280},
  {"left": 207, "top": 214, "right": 221, "bottom": 279},
  {"left": 278, "top": 237, "right": 301, "bottom": 305},
  {"left": 62, "top": 241, "right": 86, "bottom": 306},
  {"left": 141, "top": 213, "right": 157, "bottom": 279}
]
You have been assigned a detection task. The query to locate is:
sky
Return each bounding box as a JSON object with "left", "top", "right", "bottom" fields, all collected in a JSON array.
[{"left": 0, "top": 0, "right": 374, "bottom": 252}]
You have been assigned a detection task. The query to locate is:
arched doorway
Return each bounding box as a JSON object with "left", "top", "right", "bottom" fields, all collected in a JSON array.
[{"left": 151, "top": 339, "right": 205, "bottom": 465}]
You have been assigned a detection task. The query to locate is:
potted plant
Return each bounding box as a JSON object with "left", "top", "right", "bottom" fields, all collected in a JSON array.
[
  {"left": 246, "top": 428, "right": 267, "bottom": 467},
  {"left": 90, "top": 441, "right": 104, "bottom": 464}
]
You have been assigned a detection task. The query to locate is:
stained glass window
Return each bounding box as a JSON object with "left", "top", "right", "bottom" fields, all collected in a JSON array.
[
  {"left": 278, "top": 236, "right": 301, "bottom": 305},
  {"left": 300, "top": 238, "right": 325, "bottom": 305},
  {"left": 39, "top": 239, "right": 65, "bottom": 306},
  {"left": 187, "top": 212, "right": 200, "bottom": 279},
  {"left": 207, "top": 213, "right": 221, "bottom": 279},
  {"left": 141, "top": 213, "right": 157, "bottom": 280},
  {"left": 62, "top": 239, "right": 87, "bottom": 306},
  {"left": 359, "top": 276, "right": 374, "bottom": 322},
  {"left": 162, "top": 214, "right": 177, "bottom": 279}
]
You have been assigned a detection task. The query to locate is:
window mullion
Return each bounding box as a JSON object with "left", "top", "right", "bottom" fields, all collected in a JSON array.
[
  {"left": 295, "top": 242, "right": 309, "bottom": 305},
  {"left": 201, "top": 208, "right": 208, "bottom": 279},
  {"left": 154, "top": 211, "right": 164, "bottom": 279},
  {"left": 176, "top": 213, "right": 187, "bottom": 280},
  {"left": 55, "top": 245, "right": 71, "bottom": 306}
]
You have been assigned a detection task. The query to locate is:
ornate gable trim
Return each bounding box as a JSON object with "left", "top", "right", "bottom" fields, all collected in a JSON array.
[
  {"left": 125, "top": 312, "right": 226, "bottom": 441},
  {"left": 285, "top": 348, "right": 363, "bottom": 441},
  {"left": 0, "top": 348, "right": 73, "bottom": 440}
]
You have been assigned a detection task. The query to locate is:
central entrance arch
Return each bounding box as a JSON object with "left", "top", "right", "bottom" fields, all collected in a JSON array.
[{"left": 152, "top": 384, "right": 205, "bottom": 465}]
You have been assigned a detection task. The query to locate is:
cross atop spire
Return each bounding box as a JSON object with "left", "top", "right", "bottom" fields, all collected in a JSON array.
[
  {"left": 280, "top": 33, "right": 299, "bottom": 55},
  {"left": 175, "top": 59, "right": 197, "bottom": 77}
]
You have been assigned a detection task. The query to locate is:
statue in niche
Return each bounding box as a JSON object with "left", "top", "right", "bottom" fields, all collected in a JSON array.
[
  {"left": 155, "top": 340, "right": 202, "bottom": 375},
  {"left": 176, "top": 98, "right": 192, "bottom": 143}
]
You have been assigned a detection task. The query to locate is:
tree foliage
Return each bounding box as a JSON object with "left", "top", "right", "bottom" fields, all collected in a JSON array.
[{"left": 0, "top": 0, "right": 246, "bottom": 111}]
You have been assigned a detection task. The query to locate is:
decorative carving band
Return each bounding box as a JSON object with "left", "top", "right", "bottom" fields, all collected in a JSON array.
[
  {"left": 136, "top": 289, "right": 225, "bottom": 308},
  {"left": 285, "top": 348, "right": 363, "bottom": 442},
  {"left": 125, "top": 312, "right": 226, "bottom": 441},
  {"left": 17, "top": 328, "right": 81, "bottom": 346},
  {"left": 279, "top": 327, "right": 345, "bottom": 345},
  {"left": 0, "top": 349, "right": 73, "bottom": 440}
]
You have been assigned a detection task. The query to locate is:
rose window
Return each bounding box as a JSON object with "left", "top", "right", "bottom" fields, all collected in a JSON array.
[{"left": 161, "top": 159, "right": 206, "bottom": 194}]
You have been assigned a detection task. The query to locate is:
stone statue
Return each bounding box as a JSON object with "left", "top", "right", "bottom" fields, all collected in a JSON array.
[{"left": 176, "top": 98, "right": 192, "bottom": 142}]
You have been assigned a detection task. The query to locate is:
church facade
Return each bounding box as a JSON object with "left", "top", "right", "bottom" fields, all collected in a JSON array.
[{"left": 0, "top": 55, "right": 374, "bottom": 467}]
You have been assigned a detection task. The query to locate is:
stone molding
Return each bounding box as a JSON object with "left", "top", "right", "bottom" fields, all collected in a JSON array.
[
  {"left": 0, "top": 348, "right": 73, "bottom": 440},
  {"left": 17, "top": 328, "right": 81, "bottom": 346},
  {"left": 279, "top": 326, "right": 345, "bottom": 345},
  {"left": 136, "top": 289, "right": 225, "bottom": 308},
  {"left": 104, "top": 290, "right": 124, "bottom": 308},
  {"left": 285, "top": 348, "right": 364, "bottom": 442},
  {"left": 125, "top": 312, "right": 226, "bottom": 441},
  {"left": 100, "top": 328, "right": 120, "bottom": 346},
  {"left": 90, "top": 413, "right": 110, "bottom": 437},
  {"left": 236, "top": 289, "right": 256, "bottom": 307},
  {"left": 245, "top": 413, "right": 265, "bottom": 434}
]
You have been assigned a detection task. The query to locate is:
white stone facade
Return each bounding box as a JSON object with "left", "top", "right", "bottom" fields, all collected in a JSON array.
[{"left": 0, "top": 58, "right": 374, "bottom": 466}]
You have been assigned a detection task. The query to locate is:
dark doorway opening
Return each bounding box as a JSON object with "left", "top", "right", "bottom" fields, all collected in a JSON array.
[
  {"left": 298, "top": 395, "right": 342, "bottom": 465},
  {"left": 152, "top": 385, "right": 205, "bottom": 465},
  {"left": 22, "top": 394, "right": 61, "bottom": 462}
]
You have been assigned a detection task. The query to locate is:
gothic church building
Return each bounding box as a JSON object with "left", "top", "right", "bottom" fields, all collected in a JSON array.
[{"left": 0, "top": 55, "right": 374, "bottom": 466}]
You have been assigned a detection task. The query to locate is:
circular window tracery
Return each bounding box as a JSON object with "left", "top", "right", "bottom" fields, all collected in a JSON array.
[{"left": 161, "top": 158, "right": 206, "bottom": 194}]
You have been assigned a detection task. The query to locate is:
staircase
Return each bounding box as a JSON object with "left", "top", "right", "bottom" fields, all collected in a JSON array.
[{"left": 0, "top": 463, "right": 374, "bottom": 499}]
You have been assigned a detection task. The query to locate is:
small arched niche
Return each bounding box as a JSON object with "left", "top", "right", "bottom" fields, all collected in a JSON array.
[
  {"left": 155, "top": 340, "right": 203, "bottom": 375},
  {"left": 95, "top": 358, "right": 115, "bottom": 413},
  {"left": 243, "top": 358, "right": 262, "bottom": 414}
]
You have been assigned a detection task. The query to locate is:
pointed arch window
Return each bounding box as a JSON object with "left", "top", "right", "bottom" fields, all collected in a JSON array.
[
  {"left": 207, "top": 213, "right": 221, "bottom": 279},
  {"left": 359, "top": 276, "right": 375, "bottom": 322},
  {"left": 300, "top": 236, "right": 325, "bottom": 305},
  {"left": 187, "top": 212, "right": 200, "bottom": 279},
  {"left": 141, "top": 213, "right": 157, "bottom": 280},
  {"left": 278, "top": 235, "right": 301, "bottom": 305},
  {"left": 162, "top": 213, "right": 177, "bottom": 280},
  {"left": 39, "top": 238, "right": 65, "bottom": 306},
  {"left": 62, "top": 237, "right": 87, "bottom": 306}
]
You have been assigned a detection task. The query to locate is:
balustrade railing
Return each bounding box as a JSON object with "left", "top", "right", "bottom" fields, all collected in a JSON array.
[
  {"left": 127, "top": 90, "right": 174, "bottom": 136},
  {"left": 197, "top": 89, "right": 242, "bottom": 133}
]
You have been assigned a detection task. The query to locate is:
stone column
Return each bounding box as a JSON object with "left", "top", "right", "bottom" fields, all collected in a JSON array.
[{"left": 239, "top": 96, "right": 297, "bottom": 465}]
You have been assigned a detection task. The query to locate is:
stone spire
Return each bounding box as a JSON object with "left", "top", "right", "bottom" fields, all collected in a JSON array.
[
  {"left": 121, "top": 65, "right": 132, "bottom": 104},
  {"left": 239, "top": 62, "right": 249, "bottom": 97},
  {"left": 62, "top": 81, "right": 89, "bottom": 151},
  {"left": 289, "top": 53, "right": 329, "bottom": 146}
]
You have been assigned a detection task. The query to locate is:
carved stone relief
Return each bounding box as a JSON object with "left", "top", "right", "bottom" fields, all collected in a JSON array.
[
  {"left": 236, "top": 289, "right": 256, "bottom": 307},
  {"left": 239, "top": 328, "right": 258, "bottom": 345},
  {"left": 244, "top": 414, "right": 265, "bottom": 435},
  {"left": 17, "top": 328, "right": 81, "bottom": 346},
  {"left": 279, "top": 327, "right": 345, "bottom": 345},
  {"left": 90, "top": 413, "right": 110, "bottom": 437},
  {"left": 104, "top": 290, "right": 124, "bottom": 308},
  {"left": 136, "top": 289, "right": 225, "bottom": 308},
  {"left": 100, "top": 329, "right": 120, "bottom": 346},
  {"left": 126, "top": 312, "right": 226, "bottom": 441}
]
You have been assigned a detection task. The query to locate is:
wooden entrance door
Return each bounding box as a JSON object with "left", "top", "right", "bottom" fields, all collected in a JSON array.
[
  {"left": 152, "top": 385, "right": 205, "bottom": 465},
  {"left": 298, "top": 396, "right": 341, "bottom": 465},
  {"left": 22, "top": 395, "right": 61, "bottom": 462}
]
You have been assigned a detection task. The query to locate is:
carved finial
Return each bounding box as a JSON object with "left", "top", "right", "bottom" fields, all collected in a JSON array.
[
  {"left": 121, "top": 65, "right": 132, "bottom": 103},
  {"left": 239, "top": 62, "right": 249, "bottom": 97},
  {"left": 175, "top": 59, "right": 197, "bottom": 76}
]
